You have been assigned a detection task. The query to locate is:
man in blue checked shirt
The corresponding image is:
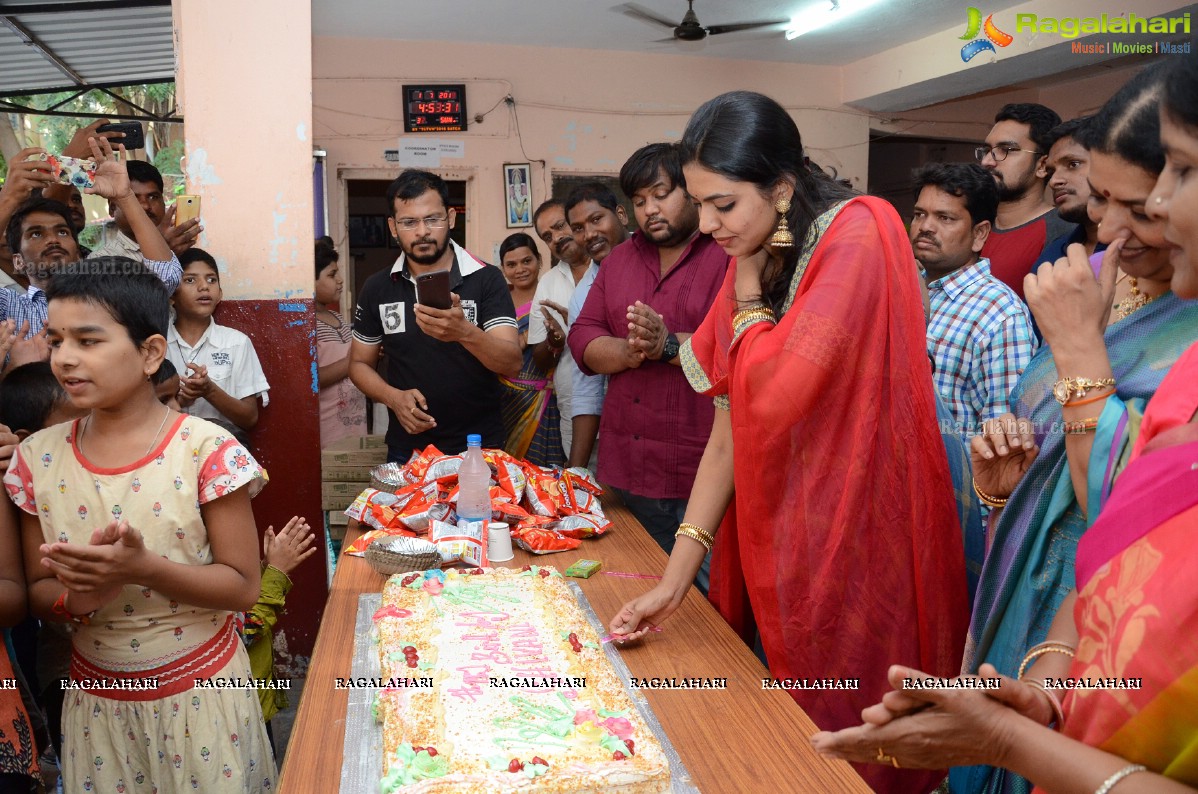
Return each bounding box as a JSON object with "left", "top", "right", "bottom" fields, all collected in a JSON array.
[
  {"left": 0, "top": 140, "right": 181, "bottom": 342},
  {"left": 910, "top": 163, "right": 1036, "bottom": 438}
]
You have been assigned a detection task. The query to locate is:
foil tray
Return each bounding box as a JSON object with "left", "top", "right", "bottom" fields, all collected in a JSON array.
[{"left": 340, "top": 584, "right": 699, "bottom": 792}]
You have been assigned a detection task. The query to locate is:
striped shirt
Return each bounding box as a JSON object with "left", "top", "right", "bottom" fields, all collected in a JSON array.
[
  {"left": 927, "top": 258, "right": 1036, "bottom": 437},
  {"left": 0, "top": 254, "right": 181, "bottom": 336}
]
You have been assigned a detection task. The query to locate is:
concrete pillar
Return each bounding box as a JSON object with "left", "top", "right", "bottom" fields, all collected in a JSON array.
[{"left": 173, "top": 0, "right": 326, "bottom": 662}]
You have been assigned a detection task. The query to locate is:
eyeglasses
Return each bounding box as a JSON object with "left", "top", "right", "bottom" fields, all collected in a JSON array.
[
  {"left": 394, "top": 215, "right": 449, "bottom": 231},
  {"left": 974, "top": 145, "right": 1043, "bottom": 163}
]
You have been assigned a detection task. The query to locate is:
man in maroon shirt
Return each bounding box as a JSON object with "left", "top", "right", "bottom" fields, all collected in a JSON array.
[
  {"left": 567, "top": 143, "right": 728, "bottom": 592},
  {"left": 977, "top": 103, "right": 1073, "bottom": 300}
]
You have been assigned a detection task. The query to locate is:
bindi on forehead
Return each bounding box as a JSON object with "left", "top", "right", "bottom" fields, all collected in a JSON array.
[{"left": 1103, "top": 189, "right": 1111, "bottom": 197}]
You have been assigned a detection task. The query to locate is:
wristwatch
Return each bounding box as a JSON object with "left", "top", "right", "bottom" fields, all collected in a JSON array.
[
  {"left": 1052, "top": 377, "right": 1116, "bottom": 405},
  {"left": 660, "top": 333, "right": 680, "bottom": 362}
]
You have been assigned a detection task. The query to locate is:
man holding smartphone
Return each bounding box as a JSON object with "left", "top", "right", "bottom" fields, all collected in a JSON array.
[{"left": 350, "top": 170, "right": 521, "bottom": 461}]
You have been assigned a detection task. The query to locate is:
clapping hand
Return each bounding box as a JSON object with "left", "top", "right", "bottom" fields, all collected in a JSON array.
[
  {"left": 178, "top": 363, "right": 211, "bottom": 406},
  {"left": 810, "top": 664, "right": 1033, "bottom": 771},
  {"left": 41, "top": 519, "right": 148, "bottom": 614},
  {"left": 971, "top": 414, "right": 1039, "bottom": 500},
  {"left": 263, "top": 516, "right": 317, "bottom": 575},
  {"left": 626, "top": 301, "right": 667, "bottom": 360},
  {"left": 540, "top": 300, "right": 569, "bottom": 350}
]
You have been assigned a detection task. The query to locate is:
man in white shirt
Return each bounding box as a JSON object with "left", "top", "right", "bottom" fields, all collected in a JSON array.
[{"left": 527, "top": 199, "right": 592, "bottom": 453}]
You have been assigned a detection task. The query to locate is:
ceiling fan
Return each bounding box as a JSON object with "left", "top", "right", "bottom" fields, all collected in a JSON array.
[{"left": 619, "top": 0, "right": 789, "bottom": 42}]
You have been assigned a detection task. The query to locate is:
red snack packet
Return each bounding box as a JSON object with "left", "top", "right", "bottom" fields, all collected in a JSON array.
[
  {"left": 403, "top": 445, "right": 445, "bottom": 483},
  {"left": 523, "top": 471, "right": 561, "bottom": 517},
  {"left": 551, "top": 513, "right": 612, "bottom": 539},
  {"left": 483, "top": 450, "right": 528, "bottom": 499},
  {"left": 344, "top": 527, "right": 415, "bottom": 556},
  {"left": 564, "top": 467, "right": 603, "bottom": 495},
  {"left": 512, "top": 523, "right": 581, "bottom": 554},
  {"left": 423, "top": 454, "right": 465, "bottom": 484}
]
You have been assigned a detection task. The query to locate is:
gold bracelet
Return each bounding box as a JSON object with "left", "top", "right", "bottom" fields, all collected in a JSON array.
[
  {"left": 1052, "top": 377, "right": 1116, "bottom": 405},
  {"left": 972, "top": 478, "right": 1010, "bottom": 508},
  {"left": 1024, "top": 679, "right": 1066, "bottom": 730},
  {"left": 1018, "top": 642, "right": 1076, "bottom": 679},
  {"left": 675, "top": 526, "right": 713, "bottom": 553},
  {"left": 1064, "top": 417, "right": 1100, "bottom": 434},
  {"left": 732, "top": 307, "right": 777, "bottom": 331},
  {"left": 677, "top": 522, "right": 715, "bottom": 545}
]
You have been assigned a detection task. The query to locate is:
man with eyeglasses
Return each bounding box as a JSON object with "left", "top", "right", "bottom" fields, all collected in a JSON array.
[
  {"left": 350, "top": 169, "right": 521, "bottom": 460},
  {"left": 975, "top": 103, "right": 1075, "bottom": 301}
]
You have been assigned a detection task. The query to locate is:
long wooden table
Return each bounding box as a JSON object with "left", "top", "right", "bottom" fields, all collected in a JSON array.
[{"left": 279, "top": 500, "right": 871, "bottom": 793}]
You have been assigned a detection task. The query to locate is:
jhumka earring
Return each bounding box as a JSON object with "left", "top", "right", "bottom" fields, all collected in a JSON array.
[{"left": 770, "top": 196, "right": 794, "bottom": 248}]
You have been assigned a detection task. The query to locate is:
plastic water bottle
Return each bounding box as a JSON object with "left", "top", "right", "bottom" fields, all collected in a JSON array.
[{"left": 457, "top": 434, "right": 492, "bottom": 529}]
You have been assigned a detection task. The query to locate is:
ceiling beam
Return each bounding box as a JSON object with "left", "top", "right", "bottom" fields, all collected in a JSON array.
[
  {"left": 0, "top": 1, "right": 169, "bottom": 13},
  {"left": 0, "top": 14, "right": 85, "bottom": 86}
]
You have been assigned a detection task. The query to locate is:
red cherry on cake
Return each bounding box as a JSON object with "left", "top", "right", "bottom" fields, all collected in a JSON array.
[
  {"left": 402, "top": 645, "right": 416, "bottom": 654},
  {"left": 520, "top": 565, "right": 532, "bottom": 572},
  {"left": 425, "top": 747, "right": 438, "bottom": 757},
  {"left": 406, "top": 659, "right": 418, "bottom": 668},
  {"left": 625, "top": 740, "right": 635, "bottom": 755},
  {"left": 401, "top": 574, "right": 420, "bottom": 586},
  {"left": 509, "top": 759, "right": 524, "bottom": 773},
  {"left": 612, "top": 751, "right": 626, "bottom": 761},
  {"left": 531, "top": 757, "right": 547, "bottom": 766},
  {"left": 412, "top": 746, "right": 424, "bottom": 753},
  {"left": 538, "top": 568, "right": 551, "bottom": 578}
]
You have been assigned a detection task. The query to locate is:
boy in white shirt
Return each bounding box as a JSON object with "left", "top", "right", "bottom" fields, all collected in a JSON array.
[{"left": 167, "top": 248, "right": 269, "bottom": 440}]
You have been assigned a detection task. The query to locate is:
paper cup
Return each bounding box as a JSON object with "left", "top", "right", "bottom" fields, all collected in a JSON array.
[{"left": 486, "top": 521, "right": 514, "bottom": 563}]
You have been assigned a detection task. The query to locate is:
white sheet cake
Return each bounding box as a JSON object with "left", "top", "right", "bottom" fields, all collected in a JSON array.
[{"left": 371, "top": 565, "right": 671, "bottom": 793}]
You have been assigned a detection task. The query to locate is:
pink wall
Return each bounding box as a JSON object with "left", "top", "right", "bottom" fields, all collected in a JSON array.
[{"left": 313, "top": 36, "right": 869, "bottom": 297}]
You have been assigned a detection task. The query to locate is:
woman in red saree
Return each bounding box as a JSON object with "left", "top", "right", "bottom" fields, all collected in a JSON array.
[
  {"left": 610, "top": 91, "right": 969, "bottom": 794},
  {"left": 811, "top": 51, "right": 1198, "bottom": 793}
]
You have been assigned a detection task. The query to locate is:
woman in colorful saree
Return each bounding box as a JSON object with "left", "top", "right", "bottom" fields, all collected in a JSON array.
[
  {"left": 608, "top": 90, "right": 969, "bottom": 794},
  {"left": 810, "top": 52, "right": 1198, "bottom": 794},
  {"left": 498, "top": 233, "right": 564, "bottom": 467}
]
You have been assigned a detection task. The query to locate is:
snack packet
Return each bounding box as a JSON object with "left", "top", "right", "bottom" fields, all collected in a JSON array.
[
  {"left": 512, "top": 522, "right": 581, "bottom": 554},
  {"left": 430, "top": 519, "right": 487, "bottom": 567},
  {"left": 552, "top": 513, "right": 612, "bottom": 539}
]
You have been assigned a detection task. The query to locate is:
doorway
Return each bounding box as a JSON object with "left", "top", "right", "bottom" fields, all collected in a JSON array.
[{"left": 344, "top": 178, "right": 467, "bottom": 300}]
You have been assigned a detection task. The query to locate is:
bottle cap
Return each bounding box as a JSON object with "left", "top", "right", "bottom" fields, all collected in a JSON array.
[{"left": 466, "top": 434, "right": 482, "bottom": 446}]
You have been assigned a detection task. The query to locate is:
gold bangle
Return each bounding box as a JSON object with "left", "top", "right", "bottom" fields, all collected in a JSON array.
[
  {"left": 1024, "top": 679, "right": 1066, "bottom": 730},
  {"left": 972, "top": 478, "right": 1009, "bottom": 508},
  {"left": 677, "top": 522, "right": 714, "bottom": 542},
  {"left": 1052, "top": 377, "right": 1116, "bottom": 405},
  {"left": 1018, "top": 643, "right": 1076, "bottom": 679},
  {"left": 732, "top": 307, "right": 777, "bottom": 332},
  {"left": 675, "top": 526, "right": 713, "bottom": 553},
  {"left": 1064, "top": 417, "right": 1100, "bottom": 434}
]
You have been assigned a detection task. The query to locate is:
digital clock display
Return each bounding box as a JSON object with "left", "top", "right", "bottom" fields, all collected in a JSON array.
[{"left": 403, "top": 84, "right": 467, "bottom": 133}]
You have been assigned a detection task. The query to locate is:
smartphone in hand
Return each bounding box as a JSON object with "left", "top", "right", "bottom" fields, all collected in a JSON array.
[
  {"left": 96, "top": 121, "right": 145, "bottom": 150},
  {"left": 415, "top": 270, "right": 452, "bottom": 310},
  {"left": 175, "top": 195, "right": 201, "bottom": 226}
]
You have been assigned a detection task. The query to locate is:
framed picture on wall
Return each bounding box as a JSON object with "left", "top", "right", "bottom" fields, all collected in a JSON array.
[{"left": 504, "top": 163, "right": 532, "bottom": 228}]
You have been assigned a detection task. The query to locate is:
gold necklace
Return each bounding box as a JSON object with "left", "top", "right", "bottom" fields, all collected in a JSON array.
[
  {"left": 79, "top": 405, "right": 173, "bottom": 462},
  {"left": 1111, "top": 277, "right": 1158, "bottom": 322}
]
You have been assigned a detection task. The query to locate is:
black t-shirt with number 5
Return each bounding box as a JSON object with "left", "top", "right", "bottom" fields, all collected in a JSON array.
[{"left": 352, "top": 242, "right": 517, "bottom": 458}]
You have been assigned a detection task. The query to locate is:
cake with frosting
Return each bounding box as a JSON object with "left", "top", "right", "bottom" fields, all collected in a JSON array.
[{"left": 372, "top": 565, "right": 671, "bottom": 792}]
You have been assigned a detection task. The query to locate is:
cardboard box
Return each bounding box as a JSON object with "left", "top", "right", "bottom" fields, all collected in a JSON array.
[
  {"left": 322, "top": 481, "right": 364, "bottom": 498},
  {"left": 320, "top": 435, "right": 388, "bottom": 467},
  {"left": 327, "top": 510, "right": 349, "bottom": 526},
  {"left": 321, "top": 481, "right": 367, "bottom": 511},
  {"left": 320, "top": 465, "right": 374, "bottom": 483}
]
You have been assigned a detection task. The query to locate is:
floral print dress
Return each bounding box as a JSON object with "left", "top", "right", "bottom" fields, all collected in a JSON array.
[{"left": 4, "top": 415, "right": 276, "bottom": 793}]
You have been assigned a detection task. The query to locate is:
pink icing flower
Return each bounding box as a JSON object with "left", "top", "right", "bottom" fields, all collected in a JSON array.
[
  {"left": 422, "top": 578, "right": 444, "bottom": 596},
  {"left": 601, "top": 717, "right": 634, "bottom": 740},
  {"left": 573, "top": 709, "right": 598, "bottom": 726}
]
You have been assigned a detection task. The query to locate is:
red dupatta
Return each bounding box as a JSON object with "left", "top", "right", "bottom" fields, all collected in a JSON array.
[{"left": 687, "top": 196, "right": 968, "bottom": 794}]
